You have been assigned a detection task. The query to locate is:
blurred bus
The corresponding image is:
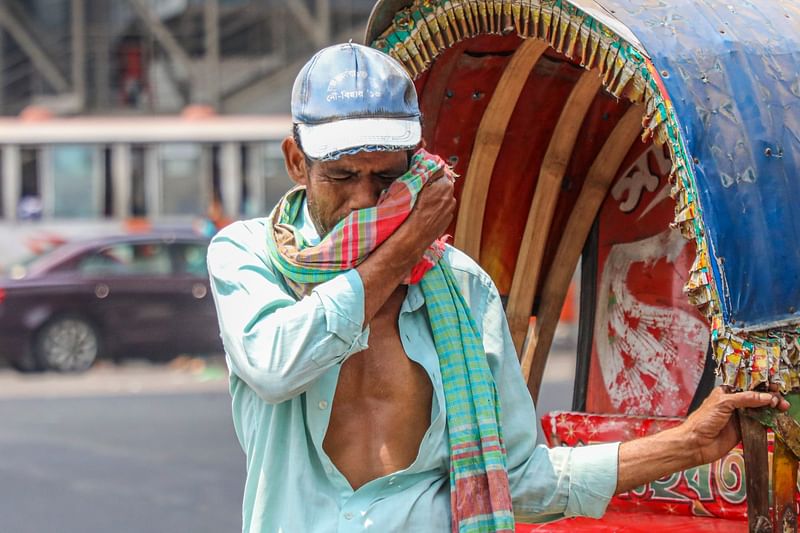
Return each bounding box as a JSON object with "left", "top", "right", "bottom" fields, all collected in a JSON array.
[{"left": 0, "top": 107, "right": 293, "bottom": 224}]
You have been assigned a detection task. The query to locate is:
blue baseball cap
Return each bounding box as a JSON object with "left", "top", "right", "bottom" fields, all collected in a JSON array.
[{"left": 291, "top": 42, "right": 421, "bottom": 161}]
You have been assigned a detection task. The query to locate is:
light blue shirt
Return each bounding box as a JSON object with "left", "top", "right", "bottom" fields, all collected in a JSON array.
[{"left": 207, "top": 207, "right": 619, "bottom": 533}]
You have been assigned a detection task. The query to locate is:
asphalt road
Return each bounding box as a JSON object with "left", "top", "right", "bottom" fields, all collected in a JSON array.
[
  {"left": 0, "top": 359, "right": 243, "bottom": 533},
  {"left": 0, "top": 390, "right": 243, "bottom": 533},
  {"left": 0, "top": 347, "right": 575, "bottom": 533}
]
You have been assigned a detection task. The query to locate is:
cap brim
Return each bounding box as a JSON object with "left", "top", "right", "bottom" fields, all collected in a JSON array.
[{"left": 297, "top": 118, "right": 421, "bottom": 160}]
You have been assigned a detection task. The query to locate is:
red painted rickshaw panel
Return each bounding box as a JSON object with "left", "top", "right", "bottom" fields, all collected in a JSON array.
[
  {"left": 424, "top": 42, "right": 513, "bottom": 234},
  {"left": 531, "top": 93, "right": 633, "bottom": 307},
  {"left": 422, "top": 38, "right": 649, "bottom": 306},
  {"left": 480, "top": 56, "right": 584, "bottom": 294},
  {"left": 459, "top": 33, "right": 524, "bottom": 55},
  {"left": 586, "top": 140, "right": 708, "bottom": 417},
  {"left": 417, "top": 43, "right": 463, "bottom": 142}
]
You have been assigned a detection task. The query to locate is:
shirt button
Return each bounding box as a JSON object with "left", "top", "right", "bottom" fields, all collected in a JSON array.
[
  {"left": 343, "top": 512, "right": 353, "bottom": 520},
  {"left": 324, "top": 465, "right": 333, "bottom": 474},
  {"left": 318, "top": 400, "right": 329, "bottom": 410}
]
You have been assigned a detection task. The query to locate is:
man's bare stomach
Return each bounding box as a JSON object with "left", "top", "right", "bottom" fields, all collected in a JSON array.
[{"left": 322, "top": 288, "right": 433, "bottom": 490}]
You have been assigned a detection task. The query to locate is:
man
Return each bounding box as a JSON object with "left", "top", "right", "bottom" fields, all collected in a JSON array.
[{"left": 208, "top": 43, "right": 787, "bottom": 532}]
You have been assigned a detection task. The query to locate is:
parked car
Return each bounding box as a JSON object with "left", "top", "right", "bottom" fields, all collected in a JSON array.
[{"left": 0, "top": 232, "right": 221, "bottom": 372}]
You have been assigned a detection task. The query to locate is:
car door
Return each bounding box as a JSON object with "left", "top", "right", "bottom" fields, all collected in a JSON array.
[
  {"left": 77, "top": 241, "right": 181, "bottom": 355},
  {"left": 167, "top": 240, "right": 222, "bottom": 354}
]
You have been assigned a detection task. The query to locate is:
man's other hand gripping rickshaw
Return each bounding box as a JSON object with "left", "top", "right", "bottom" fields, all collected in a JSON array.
[{"left": 366, "top": 1, "right": 800, "bottom": 531}]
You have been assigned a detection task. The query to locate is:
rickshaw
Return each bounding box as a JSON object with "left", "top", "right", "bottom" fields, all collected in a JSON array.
[{"left": 365, "top": 1, "right": 800, "bottom": 531}]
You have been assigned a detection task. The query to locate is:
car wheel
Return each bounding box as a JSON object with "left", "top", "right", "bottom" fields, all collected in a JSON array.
[{"left": 34, "top": 316, "right": 99, "bottom": 372}]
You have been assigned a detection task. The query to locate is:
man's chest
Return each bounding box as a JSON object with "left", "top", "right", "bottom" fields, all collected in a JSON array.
[
  {"left": 321, "top": 290, "right": 438, "bottom": 487},
  {"left": 338, "top": 322, "right": 431, "bottom": 397}
]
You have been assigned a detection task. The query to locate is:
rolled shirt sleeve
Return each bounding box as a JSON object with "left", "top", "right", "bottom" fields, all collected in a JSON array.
[
  {"left": 478, "top": 275, "right": 619, "bottom": 523},
  {"left": 207, "top": 219, "right": 369, "bottom": 404},
  {"left": 557, "top": 442, "right": 619, "bottom": 517}
]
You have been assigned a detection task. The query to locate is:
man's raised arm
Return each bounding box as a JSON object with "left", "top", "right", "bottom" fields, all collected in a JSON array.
[
  {"left": 207, "top": 175, "right": 454, "bottom": 404},
  {"left": 208, "top": 221, "right": 369, "bottom": 404}
]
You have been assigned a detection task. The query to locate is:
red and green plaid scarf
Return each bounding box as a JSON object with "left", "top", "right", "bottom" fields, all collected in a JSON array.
[{"left": 267, "top": 149, "right": 514, "bottom": 532}]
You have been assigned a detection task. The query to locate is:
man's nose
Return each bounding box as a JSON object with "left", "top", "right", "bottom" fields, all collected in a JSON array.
[{"left": 348, "top": 177, "right": 384, "bottom": 210}]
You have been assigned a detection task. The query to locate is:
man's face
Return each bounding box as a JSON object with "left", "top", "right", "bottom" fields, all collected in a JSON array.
[{"left": 282, "top": 136, "right": 410, "bottom": 237}]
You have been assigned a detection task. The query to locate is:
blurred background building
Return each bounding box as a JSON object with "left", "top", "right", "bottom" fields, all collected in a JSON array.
[
  {"left": 0, "top": 0, "right": 373, "bottom": 114},
  {"left": 0, "top": 0, "right": 374, "bottom": 262}
]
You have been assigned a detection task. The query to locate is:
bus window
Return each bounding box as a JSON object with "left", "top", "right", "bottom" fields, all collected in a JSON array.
[
  {"left": 211, "top": 144, "right": 221, "bottom": 208},
  {"left": 263, "top": 141, "right": 290, "bottom": 209},
  {"left": 244, "top": 141, "right": 291, "bottom": 217},
  {"left": 158, "top": 143, "right": 209, "bottom": 216},
  {"left": 45, "top": 145, "right": 104, "bottom": 218},
  {"left": 131, "top": 146, "right": 147, "bottom": 216},
  {"left": 243, "top": 141, "right": 292, "bottom": 217},
  {"left": 240, "top": 144, "right": 249, "bottom": 216},
  {"left": 104, "top": 147, "right": 113, "bottom": 217},
  {"left": 21, "top": 147, "right": 39, "bottom": 198}
]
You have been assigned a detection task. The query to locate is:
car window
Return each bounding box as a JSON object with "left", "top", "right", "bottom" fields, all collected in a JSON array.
[
  {"left": 79, "top": 243, "right": 172, "bottom": 277},
  {"left": 6, "top": 241, "right": 74, "bottom": 278},
  {"left": 173, "top": 243, "right": 209, "bottom": 277}
]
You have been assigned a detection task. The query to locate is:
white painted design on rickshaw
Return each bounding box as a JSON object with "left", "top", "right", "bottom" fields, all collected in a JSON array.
[
  {"left": 594, "top": 229, "right": 709, "bottom": 416},
  {"left": 611, "top": 144, "right": 671, "bottom": 214}
]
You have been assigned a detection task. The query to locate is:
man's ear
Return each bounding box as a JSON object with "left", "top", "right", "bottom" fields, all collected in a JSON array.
[{"left": 282, "top": 135, "right": 309, "bottom": 186}]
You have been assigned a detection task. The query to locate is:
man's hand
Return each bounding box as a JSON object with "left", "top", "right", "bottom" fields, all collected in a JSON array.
[
  {"left": 397, "top": 170, "right": 456, "bottom": 259},
  {"left": 356, "top": 169, "right": 456, "bottom": 324},
  {"left": 681, "top": 386, "right": 790, "bottom": 466},
  {"left": 616, "top": 386, "right": 788, "bottom": 494}
]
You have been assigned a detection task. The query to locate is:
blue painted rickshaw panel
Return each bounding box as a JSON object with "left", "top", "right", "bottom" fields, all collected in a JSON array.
[{"left": 595, "top": 0, "right": 800, "bottom": 329}]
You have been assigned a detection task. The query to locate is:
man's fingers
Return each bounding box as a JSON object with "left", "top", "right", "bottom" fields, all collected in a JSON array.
[
  {"left": 427, "top": 169, "right": 445, "bottom": 184},
  {"left": 724, "top": 390, "right": 787, "bottom": 410},
  {"left": 425, "top": 174, "right": 449, "bottom": 190},
  {"left": 427, "top": 176, "right": 455, "bottom": 198},
  {"left": 708, "top": 386, "right": 727, "bottom": 399},
  {"left": 766, "top": 384, "right": 792, "bottom": 410}
]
